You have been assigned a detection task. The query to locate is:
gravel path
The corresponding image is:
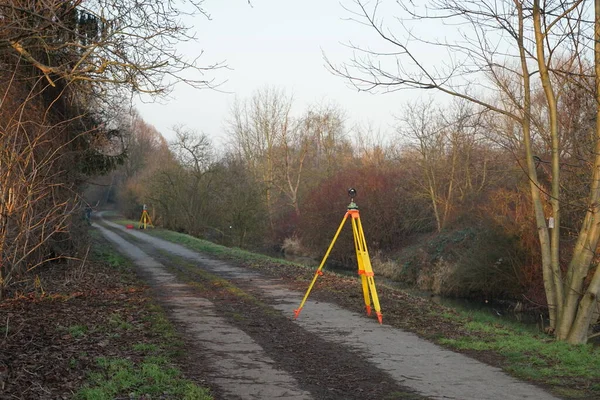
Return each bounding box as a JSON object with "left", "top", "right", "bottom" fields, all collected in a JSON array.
[
  {"left": 96, "top": 213, "right": 561, "bottom": 400},
  {"left": 95, "top": 222, "right": 312, "bottom": 400}
]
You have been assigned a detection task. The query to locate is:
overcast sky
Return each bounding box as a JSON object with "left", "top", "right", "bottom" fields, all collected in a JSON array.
[{"left": 134, "top": 0, "right": 431, "bottom": 149}]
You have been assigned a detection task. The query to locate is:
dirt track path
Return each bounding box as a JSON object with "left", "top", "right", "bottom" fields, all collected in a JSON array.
[
  {"left": 95, "top": 213, "right": 561, "bottom": 400},
  {"left": 95, "top": 222, "right": 314, "bottom": 400}
]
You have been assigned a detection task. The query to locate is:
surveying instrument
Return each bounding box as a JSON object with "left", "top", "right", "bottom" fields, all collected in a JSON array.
[
  {"left": 138, "top": 204, "right": 154, "bottom": 229},
  {"left": 294, "top": 188, "right": 382, "bottom": 324}
]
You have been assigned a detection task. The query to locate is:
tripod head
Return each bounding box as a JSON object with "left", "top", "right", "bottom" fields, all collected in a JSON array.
[{"left": 347, "top": 188, "right": 358, "bottom": 210}]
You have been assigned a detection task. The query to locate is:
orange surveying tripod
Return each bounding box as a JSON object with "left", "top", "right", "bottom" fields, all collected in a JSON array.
[
  {"left": 138, "top": 204, "right": 154, "bottom": 229},
  {"left": 294, "top": 188, "right": 382, "bottom": 324}
]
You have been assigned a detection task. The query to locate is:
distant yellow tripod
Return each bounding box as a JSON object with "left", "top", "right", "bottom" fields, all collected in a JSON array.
[
  {"left": 138, "top": 204, "right": 154, "bottom": 229},
  {"left": 294, "top": 189, "right": 382, "bottom": 324}
]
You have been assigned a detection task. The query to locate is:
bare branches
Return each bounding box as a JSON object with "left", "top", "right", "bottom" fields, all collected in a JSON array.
[
  {"left": 0, "top": 0, "right": 225, "bottom": 102},
  {"left": 330, "top": 0, "right": 600, "bottom": 342},
  {"left": 0, "top": 0, "right": 229, "bottom": 296},
  {"left": 329, "top": 0, "right": 589, "bottom": 124},
  {"left": 0, "top": 95, "right": 82, "bottom": 297},
  {"left": 170, "top": 126, "right": 213, "bottom": 176}
]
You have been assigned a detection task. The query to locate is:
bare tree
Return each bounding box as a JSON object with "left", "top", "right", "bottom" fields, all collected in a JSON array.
[
  {"left": 170, "top": 126, "right": 213, "bottom": 176},
  {"left": 0, "top": 74, "right": 99, "bottom": 298},
  {"left": 227, "top": 87, "right": 293, "bottom": 234},
  {"left": 329, "top": 0, "right": 600, "bottom": 343},
  {"left": 352, "top": 121, "right": 394, "bottom": 168},
  {"left": 399, "top": 99, "right": 485, "bottom": 232},
  {"left": 0, "top": 0, "right": 223, "bottom": 97},
  {"left": 399, "top": 100, "right": 449, "bottom": 232},
  {"left": 123, "top": 112, "right": 169, "bottom": 179},
  {"left": 0, "top": 0, "right": 224, "bottom": 296},
  {"left": 304, "top": 104, "right": 351, "bottom": 177},
  {"left": 274, "top": 113, "right": 312, "bottom": 217}
]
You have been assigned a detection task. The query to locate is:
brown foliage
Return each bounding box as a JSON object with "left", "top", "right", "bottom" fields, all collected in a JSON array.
[
  {"left": 0, "top": 58, "right": 122, "bottom": 297},
  {"left": 0, "top": 0, "right": 210, "bottom": 297},
  {"left": 479, "top": 186, "right": 547, "bottom": 304},
  {"left": 0, "top": 72, "right": 82, "bottom": 296},
  {"left": 299, "top": 166, "right": 433, "bottom": 268}
]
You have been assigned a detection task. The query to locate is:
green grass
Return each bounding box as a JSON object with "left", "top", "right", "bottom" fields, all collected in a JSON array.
[
  {"left": 109, "top": 218, "right": 356, "bottom": 284},
  {"left": 68, "top": 324, "right": 89, "bottom": 338},
  {"left": 133, "top": 343, "right": 159, "bottom": 353},
  {"left": 75, "top": 234, "right": 213, "bottom": 400},
  {"left": 76, "top": 356, "right": 211, "bottom": 400},
  {"left": 109, "top": 217, "right": 309, "bottom": 268},
  {"left": 438, "top": 309, "right": 600, "bottom": 387},
  {"left": 153, "top": 229, "right": 295, "bottom": 265},
  {"left": 107, "top": 313, "right": 134, "bottom": 331},
  {"left": 90, "top": 230, "right": 132, "bottom": 272},
  {"left": 430, "top": 310, "right": 464, "bottom": 322}
]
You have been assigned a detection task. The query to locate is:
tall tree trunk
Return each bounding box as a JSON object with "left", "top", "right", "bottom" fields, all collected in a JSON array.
[
  {"left": 425, "top": 163, "right": 442, "bottom": 233},
  {"left": 558, "top": 0, "right": 600, "bottom": 342},
  {"left": 517, "top": 1, "right": 556, "bottom": 329},
  {"left": 533, "top": 0, "right": 564, "bottom": 326},
  {"left": 443, "top": 140, "right": 458, "bottom": 228},
  {"left": 567, "top": 269, "right": 600, "bottom": 343}
]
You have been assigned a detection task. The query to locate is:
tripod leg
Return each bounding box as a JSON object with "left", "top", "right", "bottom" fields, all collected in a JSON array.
[
  {"left": 351, "top": 217, "right": 372, "bottom": 316},
  {"left": 294, "top": 213, "right": 349, "bottom": 319},
  {"left": 367, "top": 275, "right": 382, "bottom": 324},
  {"left": 351, "top": 213, "right": 383, "bottom": 323},
  {"left": 143, "top": 210, "right": 153, "bottom": 228},
  {"left": 360, "top": 273, "right": 372, "bottom": 316}
]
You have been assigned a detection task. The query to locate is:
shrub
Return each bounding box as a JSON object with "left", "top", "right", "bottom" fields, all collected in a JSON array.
[
  {"left": 446, "top": 228, "right": 525, "bottom": 298},
  {"left": 299, "top": 166, "right": 434, "bottom": 270}
]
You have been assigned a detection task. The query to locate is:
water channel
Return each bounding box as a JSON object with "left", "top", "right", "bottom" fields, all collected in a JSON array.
[
  {"left": 286, "top": 255, "right": 546, "bottom": 329},
  {"left": 282, "top": 255, "right": 600, "bottom": 344}
]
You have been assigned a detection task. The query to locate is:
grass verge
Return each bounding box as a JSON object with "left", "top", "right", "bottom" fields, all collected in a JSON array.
[
  {"left": 114, "top": 218, "right": 299, "bottom": 266},
  {"left": 0, "top": 228, "right": 213, "bottom": 399},
  {"left": 436, "top": 309, "right": 600, "bottom": 398},
  {"left": 77, "top": 355, "right": 210, "bottom": 400}
]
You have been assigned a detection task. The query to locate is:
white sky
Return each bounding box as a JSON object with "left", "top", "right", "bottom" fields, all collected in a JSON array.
[{"left": 134, "top": 0, "right": 433, "bottom": 149}]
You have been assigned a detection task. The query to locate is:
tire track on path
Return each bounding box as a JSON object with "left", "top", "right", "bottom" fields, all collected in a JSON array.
[
  {"left": 97, "top": 213, "right": 562, "bottom": 400},
  {"left": 94, "top": 222, "right": 312, "bottom": 400},
  {"left": 97, "top": 217, "right": 421, "bottom": 400}
]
